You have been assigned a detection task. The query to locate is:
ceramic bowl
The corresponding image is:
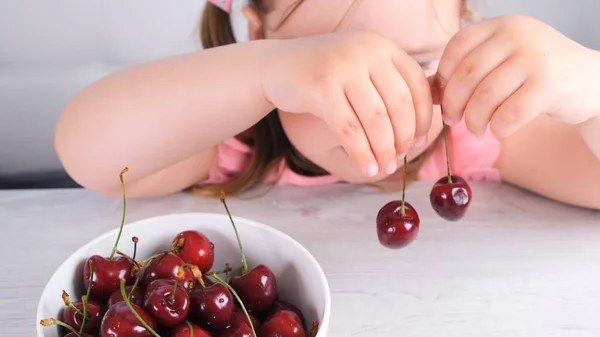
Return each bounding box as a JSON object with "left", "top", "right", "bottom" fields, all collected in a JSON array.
[{"left": 36, "top": 212, "right": 330, "bottom": 336}]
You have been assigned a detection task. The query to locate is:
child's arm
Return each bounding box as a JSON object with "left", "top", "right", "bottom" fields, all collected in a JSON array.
[
  {"left": 496, "top": 115, "right": 600, "bottom": 210},
  {"left": 55, "top": 40, "right": 277, "bottom": 197}
]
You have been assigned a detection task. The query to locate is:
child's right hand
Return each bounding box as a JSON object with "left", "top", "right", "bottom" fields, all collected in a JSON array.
[{"left": 262, "top": 32, "right": 433, "bottom": 177}]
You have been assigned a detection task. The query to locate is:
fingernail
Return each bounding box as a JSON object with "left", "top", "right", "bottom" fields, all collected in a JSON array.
[
  {"left": 385, "top": 162, "right": 397, "bottom": 175},
  {"left": 442, "top": 115, "right": 455, "bottom": 126},
  {"left": 413, "top": 135, "right": 427, "bottom": 149},
  {"left": 366, "top": 163, "right": 379, "bottom": 177}
]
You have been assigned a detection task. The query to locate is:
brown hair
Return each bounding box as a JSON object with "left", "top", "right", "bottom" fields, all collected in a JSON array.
[{"left": 192, "top": 0, "right": 471, "bottom": 197}]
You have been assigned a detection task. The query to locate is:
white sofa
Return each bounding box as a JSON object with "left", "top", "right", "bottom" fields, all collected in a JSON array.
[{"left": 0, "top": 0, "right": 597, "bottom": 188}]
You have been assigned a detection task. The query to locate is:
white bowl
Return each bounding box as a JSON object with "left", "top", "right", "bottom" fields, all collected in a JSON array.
[{"left": 36, "top": 212, "right": 331, "bottom": 336}]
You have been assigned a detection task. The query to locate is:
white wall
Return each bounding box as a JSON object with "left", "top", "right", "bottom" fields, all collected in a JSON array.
[{"left": 0, "top": 1, "right": 597, "bottom": 185}]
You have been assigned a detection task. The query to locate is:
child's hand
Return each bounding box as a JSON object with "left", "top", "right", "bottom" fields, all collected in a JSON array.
[
  {"left": 262, "top": 32, "right": 432, "bottom": 177},
  {"left": 435, "top": 15, "right": 600, "bottom": 139}
]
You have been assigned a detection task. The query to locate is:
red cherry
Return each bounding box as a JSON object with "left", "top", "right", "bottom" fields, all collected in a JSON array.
[
  {"left": 83, "top": 255, "right": 135, "bottom": 301},
  {"left": 172, "top": 230, "right": 215, "bottom": 273},
  {"left": 61, "top": 300, "right": 105, "bottom": 335},
  {"left": 66, "top": 333, "right": 94, "bottom": 337},
  {"left": 430, "top": 175, "right": 472, "bottom": 221},
  {"left": 218, "top": 321, "right": 254, "bottom": 337},
  {"left": 231, "top": 308, "right": 261, "bottom": 330},
  {"left": 264, "top": 300, "right": 304, "bottom": 326},
  {"left": 169, "top": 321, "right": 212, "bottom": 337},
  {"left": 100, "top": 301, "right": 157, "bottom": 336},
  {"left": 258, "top": 310, "right": 307, "bottom": 337},
  {"left": 376, "top": 200, "right": 420, "bottom": 249},
  {"left": 188, "top": 282, "right": 235, "bottom": 332},
  {"left": 107, "top": 284, "right": 143, "bottom": 308},
  {"left": 144, "top": 283, "right": 191, "bottom": 327},
  {"left": 230, "top": 264, "right": 278, "bottom": 315},
  {"left": 144, "top": 279, "right": 176, "bottom": 303},
  {"left": 140, "top": 252, "right": 195, "bottom": 290}
]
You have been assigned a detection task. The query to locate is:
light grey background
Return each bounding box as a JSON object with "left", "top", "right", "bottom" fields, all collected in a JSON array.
[{"left": 0, "top": 0, "right": 597, "bottom": 188}]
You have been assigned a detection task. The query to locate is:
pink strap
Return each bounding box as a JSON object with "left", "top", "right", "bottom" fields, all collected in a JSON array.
[{"left": 208, "top": 0, "right": 232, "bottom": 13}]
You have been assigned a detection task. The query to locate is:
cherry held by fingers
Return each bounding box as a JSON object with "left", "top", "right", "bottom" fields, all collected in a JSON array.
[
  {"left": 376, "top": 200, "right": 420, "bottom": 249},
  {"left": 430, "top": 175, "right": 472, "bottom": 221}
]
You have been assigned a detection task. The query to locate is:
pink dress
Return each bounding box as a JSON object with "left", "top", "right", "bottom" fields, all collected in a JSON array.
[{"left": 200, "top": 119, "right": 501, "bottom": 187}]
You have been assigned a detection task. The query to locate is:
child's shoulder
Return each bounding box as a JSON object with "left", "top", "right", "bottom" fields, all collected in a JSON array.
[{"left": 418, "top": 119, "right": 502, "bottom": 182}]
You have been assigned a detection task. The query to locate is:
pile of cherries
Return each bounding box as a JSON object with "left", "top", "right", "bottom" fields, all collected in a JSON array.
[
  {"left": 376, "top": 119, "right": 473, "bottom": 249},
  {"left": 40, "top": 168, "right": 319, "bottom": 337}
]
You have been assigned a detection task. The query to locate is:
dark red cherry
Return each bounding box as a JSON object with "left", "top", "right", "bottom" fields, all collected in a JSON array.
[
  {"left": 144, "top": 283, "right": 191, "bottom": 327},
  {"left": 83, "top": 255, "right": 135, "bottom": 301},
  {"left": 172, "top": 230, "right": 215, "bottom": 273},
  {"left": 66, "top": 333, "right": 94, "bottom": 337},
  {"left": 219, "top": 321, "right": 254, "bottom": 337},
  {"left": 258, "top": 310, "right": 306, "bottom": 337},
  {"left": 170, "top": 322, "right": 212, "bottom": 337},
  {"left": 430, "top": 175, "right": 472, "bottom": 221},
  {"left": 141, "top": 252, "right": 195, "bottom": 290},
  {"left": 107, "top": 285, "right": 143, "bottom": 308},
  {"left": 100, "top": 301, "right": 157, "bottom": 337},
  {"left": 189, "top": 283, "right": 235, "bottom": 332},
  {"left": 231, "top": 308, "right": 261, "bottom": 330},
  {"left": 230, "top": 264, "right": 277, "bottom": 315},
  {"left": 144, "top": 279, "right": 176, "bottom": 303},
  {"left": 264, "top": 300, "right": 305, "bottom": 326},
  {"left": 376, "top": 200, "right": 420, "bottom": 249},
  {"left": 61, "top": 300, "right": 105, "bottom": 334}
]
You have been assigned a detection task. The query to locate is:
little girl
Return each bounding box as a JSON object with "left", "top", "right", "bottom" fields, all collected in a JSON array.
[{"left": 54, "top": 0, "right": 600, "bottom": 209}]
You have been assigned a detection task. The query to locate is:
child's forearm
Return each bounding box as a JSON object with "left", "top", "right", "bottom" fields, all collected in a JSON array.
[
  {"left": 55, "top": 40, "right": 278, "bottom": 188},
  {"left": 577, "top": 50, "right": 600, "bottom": 162}
]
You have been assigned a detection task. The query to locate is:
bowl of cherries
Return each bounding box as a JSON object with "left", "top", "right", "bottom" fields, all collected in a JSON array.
[{"left": 36, "top": 168, "right": 329, "bottom": 337}]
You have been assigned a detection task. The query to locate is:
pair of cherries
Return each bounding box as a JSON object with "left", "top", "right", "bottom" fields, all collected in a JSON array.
[{"left": 376, "top": 118, "right": 473, "bottom": 249}]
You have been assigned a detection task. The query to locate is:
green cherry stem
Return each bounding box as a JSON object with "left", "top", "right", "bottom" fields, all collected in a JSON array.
[
  {"left": 219, "top": 190, "right": 248, "bottom": 274},
  {"left": 440, "top": 109, "right": 453, "bottom": 183},
  {"left": 185, "top": 320, "right": 195, "bottom": 337},
  {"left": 120, "top": 279, "right": 161, "bottom": 337},
  {"left": 61, "top": 291, "right": 83, "bottom": 316},
  {"left": 78, "top": 295, "right": 89, "bottom": 335},
  {"left": 225, "top": 263, "right": 231, "bottom": 283},
  {"left": 400, "top": 156, "right": 408, "bottom": 216},
  {"left": 109, "top": 167, "right": 129, "bottom": 260},
  {"left": 40, "top": 318, "right": 81, "bottom": 337},
  {"left": 209, "top": 272, "right": 257, "bottom": 337}
]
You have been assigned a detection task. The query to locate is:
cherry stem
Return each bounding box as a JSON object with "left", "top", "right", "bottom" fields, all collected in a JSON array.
[
  {"left": 220, "top": 190, "right": 248, "bottom": 274},
  {"left": 109, "top": 167, "right": 129, "bottom": 260},
  {"left": 400, "top": 156, "right": 407, "bottom": 216},
  {"left": 116, "top": 249, "right": 141, "bottom": 269},
  {"left": 128, "top": 271, "right": 143, "bottom": 302},
  {"left": 440, "top": 111, "right": 453, "bottom": 183},
  {"left": 78, "top": 295, "right": 89, "bottom": 335},
  {"left": 132, "top": 236, "right": 139, "bottom": 261},
  {"left": 40, "top": 318, "right": 81, "bottom": 336},
  {"left": 185, "top": 320, "right": 195, "bottom": 337},
  {"left": 61, "top": 291, "right": 83, "bottom": 316},
  {"left": 308, "top": 320, "right": 320, "bottom": 337},
  {"left": 85, "top": 261, "right": 94, "bottom": 300},
  {"left": 120, "top": 279, "right": 161, "bottom": 337},
  {"left": 185, "top": 263, "right": 206, "bottom": 289},
  {"left": 225, "top": 263, "right": 231, "bottom": 283},
  {"left": 170, "top": 267, "right": 183, "bottom": 303},
  {"left": 137, "top": 249, "right": 177, "bottom": 267},
  {"left": 209, "top": 272, "right": 257, "bottom": 337},
  {"left": 209, "top": 264, "right": 232, "bottom": 276}
]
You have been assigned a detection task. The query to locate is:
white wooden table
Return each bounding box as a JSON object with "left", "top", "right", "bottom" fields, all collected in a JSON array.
[{"left": 1, "top": 182, "right": 599, "bottom": 337}]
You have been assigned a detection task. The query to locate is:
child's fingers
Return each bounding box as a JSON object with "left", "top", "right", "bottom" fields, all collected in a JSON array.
[
  {"left": 345, "top": 72, "right": 397, "bottom": 174},
  {"left": 324, "top": 90, "right": 380, "bottom": 177},
  {"left": 435, "top": 21, "right": 496, "bottom": 103},
  {"left": 390, "top": 48, "right": 433, "bottom": 149},
  {"left": 441, "top": 37, "right": 513, "bottom": 126},
  {"left": 370, "top": 63, "right": 416, "bottom": 157},
  {"left": 490, "top": 79, "right": 547, "bottom": 139},
  {"left": 463, "top": 58, "right": 527, "bottom": 135}
]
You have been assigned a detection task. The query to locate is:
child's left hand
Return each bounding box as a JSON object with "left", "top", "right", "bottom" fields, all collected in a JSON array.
[{"left": 434, "top": 15, "right": 600, "bottom": 139}]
